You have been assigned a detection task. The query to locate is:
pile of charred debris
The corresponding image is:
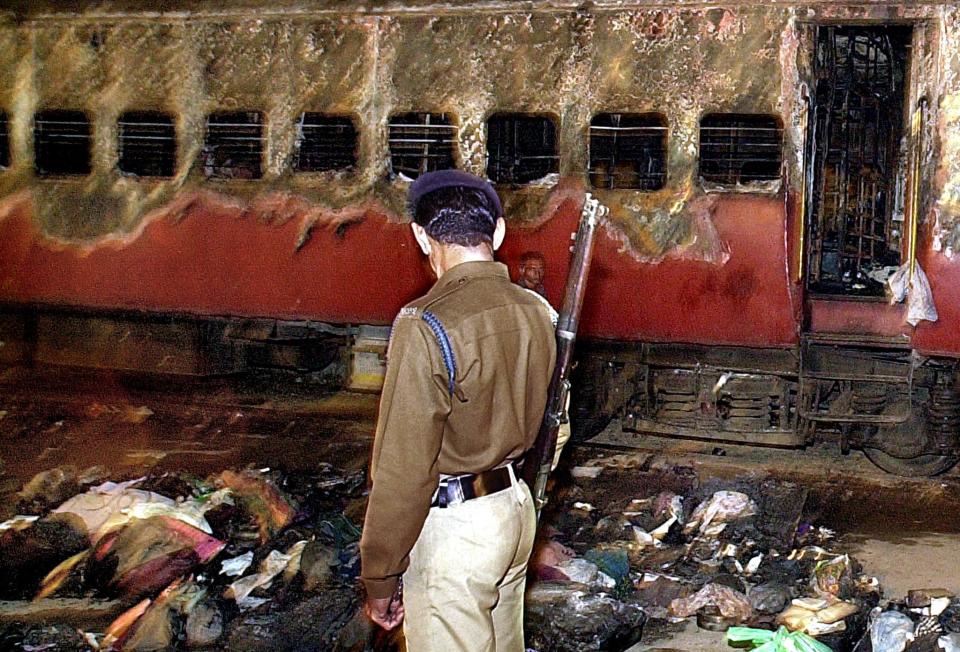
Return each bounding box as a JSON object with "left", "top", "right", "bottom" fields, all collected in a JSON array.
[{"left": 1, "top": 453, "right": 959, "bottom": 652}]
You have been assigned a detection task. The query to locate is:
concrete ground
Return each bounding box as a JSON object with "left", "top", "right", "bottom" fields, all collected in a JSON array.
[
  {"left": 629, "top": 621, "right": 728, "bottom": 651},
  {"left": 3, "top": 365, "right": 960, "bottom": 650}
]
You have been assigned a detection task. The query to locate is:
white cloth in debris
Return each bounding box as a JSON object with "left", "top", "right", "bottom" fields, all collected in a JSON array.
[
  {"left": 887, "top": 262, "right": 938, "bottom": 326},
  {"left": 53, "top": 479, "right": 229, "bottom": 540},
  {"left": 53, "top": 478, "right": 173, "bottom": 538}
]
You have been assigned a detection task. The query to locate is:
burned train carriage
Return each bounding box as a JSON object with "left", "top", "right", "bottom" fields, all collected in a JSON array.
[{"left": 1, "top": 1, "right": 960, "bottom": 476}]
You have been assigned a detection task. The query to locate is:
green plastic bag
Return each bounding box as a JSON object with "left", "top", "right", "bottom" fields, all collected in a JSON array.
[{"left": 726, "top": 626, "right": 834, "bottom": 652}]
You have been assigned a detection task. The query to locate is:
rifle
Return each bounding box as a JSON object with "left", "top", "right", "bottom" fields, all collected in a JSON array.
[{"left": 522, "top": 193, "right": 607, "bottom": 518}]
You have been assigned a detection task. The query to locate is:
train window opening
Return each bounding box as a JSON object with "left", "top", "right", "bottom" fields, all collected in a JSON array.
[
  {"left": 202, "top": 111, "right": 263, "bottom": 180},
  {"left": 295, "top": 113, "right": 358, "bottom": 173},
  {"left": 118, "top": 111, "right": 176, "bottom": 178},
  {"left": 589, "top": 113, "right": 667, "bottom": 190},
  {"left": 388, "top": 112, "right": 456, "bottom": 180},
  {"left": 0, "top": 112, "right": 9, "bottom": 169},
  {"left": 34, "top": 110, "right": 92, "bottom": 176},
  {"left": 806, "top": 25, "right": 912, "bottom": 298},
  {"left": 698, "top": 114, "right": 783, "bottom": 185},
  {"left": 486, "top": 114, "right": 558, "bottom": 185}
]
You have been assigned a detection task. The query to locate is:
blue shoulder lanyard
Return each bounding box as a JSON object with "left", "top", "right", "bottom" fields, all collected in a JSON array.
[{"left": 420, "top": 310, "right": 457, "bottom": 397}]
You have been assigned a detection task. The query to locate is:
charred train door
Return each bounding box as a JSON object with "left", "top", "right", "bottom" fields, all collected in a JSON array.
[
  {"left": 805, "top": 26, "right": 909, "bottom": 296},
  {"left": 801, "top": 25, "right": 958, "bottom": 475}
]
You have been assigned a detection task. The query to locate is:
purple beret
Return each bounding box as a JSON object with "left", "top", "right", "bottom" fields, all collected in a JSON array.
[{"left": 408, "top": 169, "right": 503, "bottom": 218}]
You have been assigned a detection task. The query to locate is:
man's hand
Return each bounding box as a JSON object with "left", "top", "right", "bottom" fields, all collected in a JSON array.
[{"left": 366, "top": 594, "right": 404, "bottom": 631}]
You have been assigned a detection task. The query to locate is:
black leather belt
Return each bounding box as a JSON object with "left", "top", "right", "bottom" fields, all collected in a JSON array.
[{"left": 431, "top": 461, "right": 519, "bottom": 508}]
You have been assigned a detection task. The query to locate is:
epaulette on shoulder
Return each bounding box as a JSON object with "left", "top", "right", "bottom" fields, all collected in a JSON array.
[{"left": 388, "top": 306, "right": 421, "bottom": 335}]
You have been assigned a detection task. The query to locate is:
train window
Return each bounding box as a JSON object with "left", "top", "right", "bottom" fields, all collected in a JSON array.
[
  {"left": 388, "top": 112, "right": 457, "bottom": 179},
  {"left": 202, "top": 111, "right": 263, "bottom": 180},
  {"left": 0, "top": 112, "right": 8, "bottom": 169},
  {"left": 486, "top": 114, "right": 558, "bottom": 185},
  {"left": 294, "top": 113, "right": 357, "bottom": 173},
  {"left": 589, "top": 113, "right": 667, "bottom": 190},
  {"left": 118, "top": 111, "right": 176, "bottom": 178},
  {"left": 34, "top": 110, "right": 92, "bottom": 176},
  {"left": 698, "top": 114, "right": 782, "bottom": 185}
]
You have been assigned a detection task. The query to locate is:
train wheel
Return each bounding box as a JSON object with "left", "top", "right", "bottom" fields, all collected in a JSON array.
[
  {"left": 863, "top": 448, "right": 958, "bottom": 477},
  {"left": 570, "top": 414, "right": 613, "bottom": 442},
  {"left": 863, "top": 411, "right": 958, "bottom": 477}
]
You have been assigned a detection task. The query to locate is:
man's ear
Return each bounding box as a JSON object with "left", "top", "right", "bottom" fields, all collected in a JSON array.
[
  {"left": 411, "top": 223, "right": 431, "bottom": 256},
  {"left": 492, "top": 217, "right": 506, "bottom": 251}
]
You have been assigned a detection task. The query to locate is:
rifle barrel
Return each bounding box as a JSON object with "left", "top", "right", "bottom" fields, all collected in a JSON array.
[{"left": 522, "top": 194, "right": 604, "bottom": 515}]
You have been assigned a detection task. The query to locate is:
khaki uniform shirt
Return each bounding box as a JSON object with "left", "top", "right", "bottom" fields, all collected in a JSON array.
[{"left": 360, "top": 260, "right": 556, "bottom": 599}]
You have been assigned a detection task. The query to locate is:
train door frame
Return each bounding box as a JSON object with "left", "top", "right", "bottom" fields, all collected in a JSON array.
[{"left": 794, "top": 20, "right": 958, "bottom": 475}]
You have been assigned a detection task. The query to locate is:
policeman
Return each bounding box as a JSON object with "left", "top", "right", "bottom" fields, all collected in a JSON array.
[{"left": 360, "top": 170, "right": 556, "bottom": 651}]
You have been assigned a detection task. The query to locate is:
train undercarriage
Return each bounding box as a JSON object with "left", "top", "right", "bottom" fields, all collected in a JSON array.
[
  {"left": 4, "top": 303, "right": 959, "bottom": 478},
  {"left": 571, "top": 337, "right": 960, "bottom": 477}
]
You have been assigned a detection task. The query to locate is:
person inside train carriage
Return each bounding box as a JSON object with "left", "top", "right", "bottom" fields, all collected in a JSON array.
[
  {"left": 517, "top": 250, "right": 547, "bottom": 297},
  {"left": 360, "top": 170, "right": 556, "bottom": 651}
]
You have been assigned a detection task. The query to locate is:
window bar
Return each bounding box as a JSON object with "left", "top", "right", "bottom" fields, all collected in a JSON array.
[{"left": 34, "top": 110, "right": 92, "bottom": 176}]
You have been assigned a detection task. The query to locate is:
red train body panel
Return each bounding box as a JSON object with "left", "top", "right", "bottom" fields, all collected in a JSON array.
[
  {"left": 3, "top": 194, "right": 799, "bottom": 349},
  {"left": 4, "top": 192, "right": 960, "bottom": 357},
  {"left": 0, "top": 200, "right": 433, "bottom": 325},
  {"left": 915, "top": 246, "right": 960, "bottom": 357},
  {"left": 502, "top": 195, "right": 802, "bottom": 347}
]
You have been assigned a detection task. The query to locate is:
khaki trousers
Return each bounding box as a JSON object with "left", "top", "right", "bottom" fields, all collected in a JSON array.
[{"left": 403, "top": 474, "right": 536, "bottom": 652}]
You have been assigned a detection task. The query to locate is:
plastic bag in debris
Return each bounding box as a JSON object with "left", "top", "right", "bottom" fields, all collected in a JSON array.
[
  {"left": 669, "top": 583, "right": 753, "bottom": 622},
  {"left": 585, "top": 547, "right": 630, "bottom": 586},
  {"left": 939, "top": 633, "right": 960, "bottom": 652},
  {"left": 777, "top": 598, "right": 858, "bottom": 635},
  {"left": 552, "top": 558, "right": 616, "bottom": 589},
  {"left": 641, "top": 494, "right": 683, "bottom": 542},
  {"left": 748, "top": 582, "right": 792, "bottom": 615},
  {"left": 225, "top": 540, "right": 308, "bottom": 610},
  {"left": 727, "top": 625, "right": 833, "bottom": 652},
  {"left": 525, "top": 582, "right": 646, "bottom": 652},
  {"left": 571, "top": 466, "right": 603, "bottom": 479},
  {"left": 220, "top": 551, "right": 254, "bottom": 577},
  {"left": 870, "top": 610, "right": 915, "bottom": 652},
  {"left": 813, "top": 555, "right": 850, "bottom": 597},
  {"left": 684, "top": 491, "right": 758, "bottom": 537},
  {"left": 887, "top": 262, "right": 938, "bottom": 326}
]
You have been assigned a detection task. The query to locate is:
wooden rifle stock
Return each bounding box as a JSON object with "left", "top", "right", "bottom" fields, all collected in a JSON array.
[{"left": 522, "top": 194, "right": 606, "bottom": 517}]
